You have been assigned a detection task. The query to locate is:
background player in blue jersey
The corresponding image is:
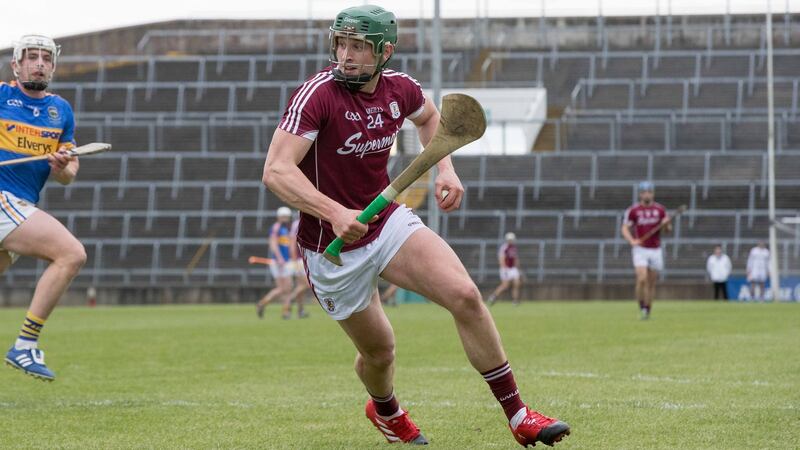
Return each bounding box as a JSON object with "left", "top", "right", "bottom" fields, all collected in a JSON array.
[
  {"left": 256, "top": 207, "right": 295, "bottom": 319},
  {"left": 286, "top": 216, "right": 310, "bottom": 318},
  {"left": 1, "top": 35, "right": 86, "bottom": 381}
]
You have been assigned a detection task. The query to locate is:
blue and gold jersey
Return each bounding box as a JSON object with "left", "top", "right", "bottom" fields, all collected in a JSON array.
[
  {"left": 269, "top": 221, "right": 292, "bottom": 261},
  {"left": 0, "top": 81, "right": 76, "bottom": 203}
]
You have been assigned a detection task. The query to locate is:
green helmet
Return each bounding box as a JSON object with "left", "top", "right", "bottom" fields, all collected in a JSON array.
[{"left": 329, "top": 5, "right": 398, "bottom": 90}]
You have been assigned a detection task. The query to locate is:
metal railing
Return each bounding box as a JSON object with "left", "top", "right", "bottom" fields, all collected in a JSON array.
[
  {"left": 449, "top": 237, "right": 799, "bottom": 284},
  {"left": 39, "top": 173, "right": 800, "bottom": 221},
  {"left": 132, "top": 16, "right": 797, "bottom": 56},
  {"left": 71, "top": 112, "right": 800, "bottom": 154},
  {"left": 35, "top": 52, "right": 466, "bottom": 86},
  {"left": 6, "top": 233, "right": 795, "bottom": 287},
  {"left": 568, "top": 76, "right": 800, "bottom": 119},
  {"left": 485, "top": 47, "right": 800, "bottom": 85},
  {"left": 136, "top": 28, "right": 331, "bottom": 55},
  {"left": 458, "top": 178, "right": 800, "bottom": 222},
  {"left": 59, "top": 149, "right": 800, "bottom": 212}
]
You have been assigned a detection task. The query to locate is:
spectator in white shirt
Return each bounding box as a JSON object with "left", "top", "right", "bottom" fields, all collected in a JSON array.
[{"left": 706, "top": 245, "right": 732, "bottom": 300}]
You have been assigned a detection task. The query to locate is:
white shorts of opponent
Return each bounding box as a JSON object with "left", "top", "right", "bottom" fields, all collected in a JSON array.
[
  {"left": 269, "top": 261, "right": 295, "bottom": 279},
  {"left": 0, "top": 190, "right": 38, "bottom": 264},
  {"left": 632, "top": 246, "right": 664, "bottom": 271},
  {"left": 500, "top": 267, "right": 520, "bottom": 281},
  {"left": 748, "top": 269, "right": 768, "bottom": 283},
  {"left": 302, "top": 205, "right": 425, "bottom": 321}
]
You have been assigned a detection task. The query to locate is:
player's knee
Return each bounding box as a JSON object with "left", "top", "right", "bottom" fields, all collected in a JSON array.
[
  {"left": 359, "top": 345, "right": 395, "bottom": 370},
  {"left": 448, "top": 282, "right": 484, "bottom": 316},
  {"left": 59, "top": 242, "right": 87, "bottom": 274}
]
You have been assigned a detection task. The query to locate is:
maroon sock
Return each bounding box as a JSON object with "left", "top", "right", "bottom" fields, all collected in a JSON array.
[
  {"left": 482, "top": 361, "right": 526, "bottom": 421},
  {"left": 370, "top": 390, "right": 400, "bottom": 417}
]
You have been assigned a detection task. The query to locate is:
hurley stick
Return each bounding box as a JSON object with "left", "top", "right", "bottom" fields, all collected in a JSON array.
[
  {"left": 0, "top": 142, "right": 111, "bottom": 167},
  {"left": 638, "top": 204, "right": 688, "bottom": 243}
]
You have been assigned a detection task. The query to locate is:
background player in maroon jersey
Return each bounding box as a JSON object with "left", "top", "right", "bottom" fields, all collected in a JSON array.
[
  {"left": 487, "top": 232, "right": 522, "bottom": 306},
  {"left": 262, "top": 5, "right": 569, "bottom": 447},
  {"left": 621, "top": 181, "right": 672, "bottom": 320}
]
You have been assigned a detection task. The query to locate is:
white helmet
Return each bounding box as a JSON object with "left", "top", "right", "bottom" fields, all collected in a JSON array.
[
  {"left": 12, "top": 34, "right": 61, "bottom": 91},
  {"left": 276, "top": 206, "right": 292, "bottom": 218},
  {"left": 505, "top": 232, "right": 516, "bottom": 242}
]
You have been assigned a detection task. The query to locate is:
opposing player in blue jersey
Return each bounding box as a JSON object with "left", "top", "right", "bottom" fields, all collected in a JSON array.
[
  {"left": 256, "top": 207, "right": 295, "bottom": 319},
  {"left": 2, "top": 35, "right": 86, "bottom": 381}
]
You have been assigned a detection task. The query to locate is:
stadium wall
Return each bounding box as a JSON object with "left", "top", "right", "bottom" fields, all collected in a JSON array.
[{"left": 0, "top": 282, "right": 713, "bottom": 308}]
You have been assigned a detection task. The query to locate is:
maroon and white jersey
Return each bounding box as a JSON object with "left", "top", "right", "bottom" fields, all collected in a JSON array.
[
  {"left": 278, "top": 67, "right": 426, "bottom": 253},
  {"left": 624, "top": 202, "right": 667, "bottom": 249},
  {"left": 499, "top": 243, "right": 518, "bottom": 268}
]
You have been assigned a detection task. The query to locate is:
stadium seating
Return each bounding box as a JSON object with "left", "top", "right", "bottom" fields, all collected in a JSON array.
[{"left": 1, "top": 14, "right": 797, "bottom": 288}]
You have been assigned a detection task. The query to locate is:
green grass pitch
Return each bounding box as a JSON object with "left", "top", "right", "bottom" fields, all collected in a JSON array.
[{"left": 1, "top": 301, "right": 798, "bottom": 449}]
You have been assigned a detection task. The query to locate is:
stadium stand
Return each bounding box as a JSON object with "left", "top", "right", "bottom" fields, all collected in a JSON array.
[{"left": 0, "top": 13, "right": 797, "bottom": 302}]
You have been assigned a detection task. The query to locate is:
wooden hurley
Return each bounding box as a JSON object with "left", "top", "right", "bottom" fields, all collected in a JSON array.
[
  {"left": 0, "top": 142, "right": 111, "bottom": 167},
  {"left": 638, "top": 204, "right": 688, "bottom": 243},
  {"left": 323, "top": 93, "right": 487, "bottom": 266}
]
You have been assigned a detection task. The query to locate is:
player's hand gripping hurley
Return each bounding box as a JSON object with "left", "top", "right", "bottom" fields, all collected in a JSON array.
[
  {"left": 323, "top": 94, "right": 487, "bottom": 266},
  {"left": 637, "top": 204, "right": 688, "bottom": 243},
  {"left": 0, "top": 142, "right": 111, "bottom": 167}
]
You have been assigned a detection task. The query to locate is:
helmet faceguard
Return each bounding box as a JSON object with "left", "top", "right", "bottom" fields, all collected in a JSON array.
[
  {"left": 12, "top": 35, "right": 60, "bottom": 91},
  {"left": 329, "top": 5, "right": 397, "bottom": 92},
  {"left": 638, "top": 181, "right": 655, "bottom": 204},
  {"left": 637, "top": 181, "right": 655, "bottom": 193}
]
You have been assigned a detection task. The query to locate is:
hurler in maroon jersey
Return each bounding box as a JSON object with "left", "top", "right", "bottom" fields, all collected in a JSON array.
[
  {"left": 262, "top": 5, "right": 569, "bottom": 446},
  {"left": 621, "top": 181, "right": 672, "bottom": 320},
  {"left": 487, "top": 232, "right": 523, "bottom": 306}
]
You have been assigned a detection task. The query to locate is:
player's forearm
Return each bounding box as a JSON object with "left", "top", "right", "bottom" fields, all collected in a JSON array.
[
  {"left": 263, "top": 161, "right": 342, "bottom": 224},
  {"left": 436, "top": 155, "right": 455, "bottom": 173},
  {"left": 413, "top": 100, "right": 454, "bottom": 173},
  {"left": 416, "top": 106, "right": 440, "bottom": 148},
  {"left": 621, "top": 225, "right": 634, "bottom": 242}
]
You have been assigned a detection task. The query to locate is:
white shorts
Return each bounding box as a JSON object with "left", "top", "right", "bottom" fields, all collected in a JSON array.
[
  {"left": 0, "top": 190, "right": 37, "bottom": 263},
  {"left": 632, "top": 246, "right": 664, "bottom": 271},
  {"left": 301, "top": 205, "right": 425, "bottom": 321},
  {"left": 500, "top": 267, "right": 520, "bottom": 281},
  {"left": 269, "top": 261, "right": 294, "bottom": 280},
  {"left": 748, "top": 269, "right": 768, "bottom": 283},
  {"left": 292, "top": 260, "right": 305, "bottom": 278}
]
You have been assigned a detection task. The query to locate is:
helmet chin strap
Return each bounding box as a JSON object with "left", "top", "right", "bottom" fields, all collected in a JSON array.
[
  {"left": 14, "top": 59, "right": 52, "bottom": 91},
  {"left": 21, "top": 81, "right": 48, "bottom": 91},
  {"left": 332, "top": 67, "right": 377, "bottom": 91}
]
